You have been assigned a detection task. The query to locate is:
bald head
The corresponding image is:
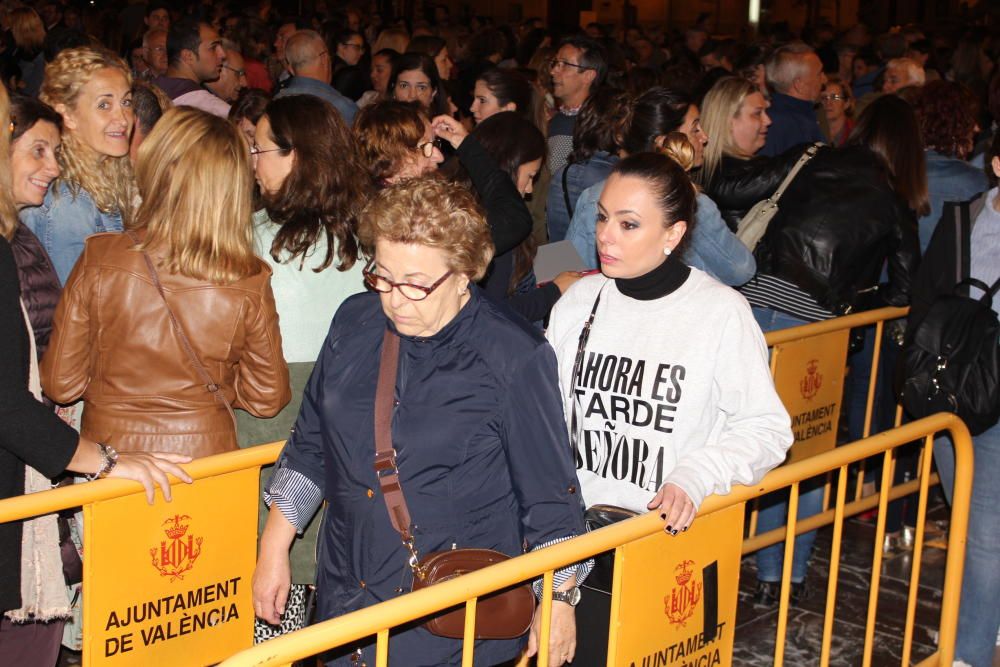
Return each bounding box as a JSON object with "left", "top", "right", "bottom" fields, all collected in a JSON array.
[{"left": 285, "top": 30, "right": 331, "bottom": 83}]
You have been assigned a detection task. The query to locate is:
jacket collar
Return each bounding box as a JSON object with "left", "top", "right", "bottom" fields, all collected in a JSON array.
[
  {"left": 769, "top": 91, "right": 817, "bottom": 116},
  {"left": 384, "top": 285, "right": 480, "bottom": 347}
]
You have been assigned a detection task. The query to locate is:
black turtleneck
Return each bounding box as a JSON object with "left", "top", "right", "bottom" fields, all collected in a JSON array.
[{"left": 615, "top": 256, "right": 691, "bottom": 301}]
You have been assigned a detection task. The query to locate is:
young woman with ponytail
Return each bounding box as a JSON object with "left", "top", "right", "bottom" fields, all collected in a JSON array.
[
  {"left": 545, "top": 150, "right": 792, "bottom": 666},
  {"left": 564, "top": 87, "right": 756, "bottom": 286}
]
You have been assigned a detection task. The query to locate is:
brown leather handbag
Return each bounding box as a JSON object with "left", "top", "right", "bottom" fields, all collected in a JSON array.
[{"left": 374, "top": 329, "right": 535, "bottom": 640}]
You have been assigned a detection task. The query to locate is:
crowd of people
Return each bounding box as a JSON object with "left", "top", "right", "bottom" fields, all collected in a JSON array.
[{"left": 1, "top": 2, "right": 999, "bottom": 666}]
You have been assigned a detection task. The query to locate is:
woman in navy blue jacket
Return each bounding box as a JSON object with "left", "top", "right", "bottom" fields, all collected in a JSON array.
[{"left": 252, "top": 177, "right": 588, "bottom": 666}]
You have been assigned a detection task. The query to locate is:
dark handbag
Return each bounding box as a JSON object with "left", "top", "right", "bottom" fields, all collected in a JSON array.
[
  {"left": 582, "top": 505, "right": 638, "bottom": 595},
  {"left": 374, "top": 330, "right": 535, "bottom": 640},
  {"left": 570, "top": 289, "right": 640, "bottom": 595}
]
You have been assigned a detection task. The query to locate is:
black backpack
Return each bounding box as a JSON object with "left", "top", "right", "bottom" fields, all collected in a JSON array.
[{"left": 901, "top": 277, "right": 1000, "bottom": 435}]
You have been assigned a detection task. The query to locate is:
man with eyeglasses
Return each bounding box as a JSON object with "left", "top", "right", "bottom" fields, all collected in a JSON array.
[
  {"left": 141, "top": 28, "right": 168, "bottom": 79},
  {"left": 206, "top": 47, "right": 248, "bottom": 104},
  {"left": 275, "top": 30, "right": 358, "bottom": 125},
  {"left": 547, "top": 36, "right": 607, "bottom": 178},
  {"left": 152, "top": 18, "right": 230, "bottom": 118}
]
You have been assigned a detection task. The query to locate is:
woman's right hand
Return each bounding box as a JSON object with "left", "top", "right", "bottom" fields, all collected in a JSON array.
[
  {"left": 253, "top": 549, "right": 292, "bottom": 625},
  {"left": 431, "top": 114, "right": 468, "bottom": 149},
  {"left": 107, "top": 452, "right": 193, "bottom": 504}
]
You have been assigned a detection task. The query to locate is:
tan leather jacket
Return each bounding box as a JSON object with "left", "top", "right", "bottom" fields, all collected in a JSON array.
[{"left": 41, "top": 232, "right": 291, "bottom": 458}]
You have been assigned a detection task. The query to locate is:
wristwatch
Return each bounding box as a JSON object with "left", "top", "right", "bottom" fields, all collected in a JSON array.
[
  {"left": 551, "top": 586, "right": 582, "bottom": 606},
  {"left": 87, "top": 442, "right": 120, "bottom": 481}
]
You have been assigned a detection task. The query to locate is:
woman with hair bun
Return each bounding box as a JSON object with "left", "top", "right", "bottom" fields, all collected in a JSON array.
[
  {"left": 546, "top": 151, "right": 792, "bottom": 665},
  {"left": 21, "top": 47, "right": 137, "bottom": 285},
  {"left": 566, "top": 87, "right": 756, "bottom": 287}
]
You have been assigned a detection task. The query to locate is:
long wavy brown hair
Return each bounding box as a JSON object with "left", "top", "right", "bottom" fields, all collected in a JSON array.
[{"left": 260, "top": 95, "right": 372, "bottom": 272}]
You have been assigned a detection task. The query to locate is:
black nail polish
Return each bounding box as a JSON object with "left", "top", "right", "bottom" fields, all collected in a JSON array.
[
  {"left": 666, "top": 524, "right": 673, "bottom": 531},
  {"left": 669, "top": 528, "right": 678, "bottom": 536},
  {"left": 660, "top": 514, "right": 667, "bottom": 520}
]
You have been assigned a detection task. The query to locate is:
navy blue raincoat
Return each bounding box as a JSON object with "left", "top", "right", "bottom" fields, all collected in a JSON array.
[{"left": 270, "top": 288, "right": 585, "bottom": 666}]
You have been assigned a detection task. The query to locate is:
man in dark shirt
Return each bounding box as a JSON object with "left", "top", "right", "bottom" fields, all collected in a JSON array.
[
  {"left": 151, "top": 18, "right": 228, "bottom": 117},
  {"left": 760, "top": 43, "right": 826, "bottom": 157}
]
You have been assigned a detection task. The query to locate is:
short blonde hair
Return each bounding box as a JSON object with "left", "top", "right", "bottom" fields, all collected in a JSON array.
[
  {"left": 10, "top": 8, "right": 45, "bottom": 52},
  {"left": 698, "top": 76, "right": 758, "bottom": 184},
  {"left": 358, "top": 176, "right": 494, "bottom": 282},
  {"left": 132, "top": 107, "right": 260, "bottom": 285},
  {"left": 41, "top": 47, "right": 136, "bottom": 219},
  {"left": 0, "top": 85, "right": 20, "bottom": 241}
]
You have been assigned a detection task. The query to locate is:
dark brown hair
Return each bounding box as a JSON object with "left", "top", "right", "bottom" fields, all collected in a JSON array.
[
  {"left": 610, "top": 151, "right": 697, "bottom": 255},
  {"left": 912, "top": 80, "right": 979, "bottom": 160},
  {"left": 261, "top": 95, "right": 372, "bottom": 272},
  {"left": 354, "top": 100, "right": 427, "bottom": 184},
  {"left": 847, "top": 93, "right": 930, "bottom": 216}
]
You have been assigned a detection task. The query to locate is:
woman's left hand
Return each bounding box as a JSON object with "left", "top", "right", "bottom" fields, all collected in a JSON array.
[
  {"left": 647, "top": 483, "right": 696, "bottom": 535},
  {"left": 431, "top": 114, "right": 468, "bottom": 149},
  {"left": 526, "top": 600, "right": 576, "bottom": 666}
]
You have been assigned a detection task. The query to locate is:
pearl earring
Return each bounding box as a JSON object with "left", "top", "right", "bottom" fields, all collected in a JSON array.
[{"left": 663, "top": 247, "right": 672, "bottom": 257}]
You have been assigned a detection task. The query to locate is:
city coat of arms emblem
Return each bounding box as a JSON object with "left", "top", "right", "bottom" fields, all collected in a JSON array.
[
  {"left": 664, "top": 559, "right": 702, "bottom": 627},
  {"left": 151, "top": 514, "right": 203, "bottom": 581}
]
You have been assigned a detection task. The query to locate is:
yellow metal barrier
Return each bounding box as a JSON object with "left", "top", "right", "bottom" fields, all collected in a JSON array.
[
  {"left": 0, "top": 442, "right": 285, "bottom": 666},
  {"left": 218, "top": 413, "right": 972, "bottom": 667}
]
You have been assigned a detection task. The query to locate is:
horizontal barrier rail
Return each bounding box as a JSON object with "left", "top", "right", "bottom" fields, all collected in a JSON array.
[
  {"left": 762, "top": 306, "right": 909, "bottom": 346},
  {"left": 219, "top": 412, "right": 971, "bottom": 667},
  {"left": 0, "top": 442, "right": 284, "bottom": 525}
]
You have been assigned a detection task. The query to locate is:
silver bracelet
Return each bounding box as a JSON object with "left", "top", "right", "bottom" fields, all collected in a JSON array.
[{"left": 86, "top": 442, "right": 119, "bottom": 481}]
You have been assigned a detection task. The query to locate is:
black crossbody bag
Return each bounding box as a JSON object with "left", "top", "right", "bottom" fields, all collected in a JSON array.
[{"left": 568, "top": 285, "right": 639, "bottom": 595}]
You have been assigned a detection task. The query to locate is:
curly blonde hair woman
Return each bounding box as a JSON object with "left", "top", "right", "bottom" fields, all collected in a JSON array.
[{"left": 21, "top": 46, "right": 138, "bottom": 284}]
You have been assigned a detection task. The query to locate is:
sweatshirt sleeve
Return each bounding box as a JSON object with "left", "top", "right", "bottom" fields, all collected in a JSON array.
[{"left": 665, "top": 301, "right": 793, "bottom": 508}]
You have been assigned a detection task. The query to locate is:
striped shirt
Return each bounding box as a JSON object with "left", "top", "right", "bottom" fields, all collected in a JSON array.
[{"left": 739, "top": 273, "right": 835, "bottom": 322}]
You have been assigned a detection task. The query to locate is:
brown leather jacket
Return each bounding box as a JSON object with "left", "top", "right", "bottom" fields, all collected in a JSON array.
[{"left": 40, "top": 232, "right": 291, "bottom": 458}]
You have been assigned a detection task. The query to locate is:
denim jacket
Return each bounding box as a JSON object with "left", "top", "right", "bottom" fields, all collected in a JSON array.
[
  {"left": 20, "top": 181, "right": 124, "bottom": 285},
  {"left": 566, "top": 181, "right": 756, "bottom": 286},
  {"left": 546, "top": 151, "right": 618, "bottom": 242},
  {"left": 919, "top": 150, "right": 989, "bottom": 252}
]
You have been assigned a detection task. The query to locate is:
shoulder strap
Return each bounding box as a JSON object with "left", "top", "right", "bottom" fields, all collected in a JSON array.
[
  {"left": 958, "top": 201, "right": 972, "bottom": 288},
  {"left": 374, "top": 329, "right": 414, "bottom": 544},
  {"left": 125, "top": 231, "right": 237, "bottom": 429},
  {"left": 768, "top": 142, "right": 821, "bottom": 206},
  {"left": 562, "top": 164, "right": 575, "bottom": 219},
  {"left": 568, "top": 283, "right": 606, "bottom": 452}
]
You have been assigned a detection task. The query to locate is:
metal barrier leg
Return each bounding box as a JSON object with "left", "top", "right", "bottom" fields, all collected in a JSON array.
[
  {"left": 774, "top": 481, "right": 799, "bottom": 667},
  {"left": 820, "top": 465, "right": 849, "bottom": 667},
  {"left": 901, "top": 436, "right": 934, "bottom": 667},
  {"left": 862, "top": 449, "right": 894, "bottom": 667}
]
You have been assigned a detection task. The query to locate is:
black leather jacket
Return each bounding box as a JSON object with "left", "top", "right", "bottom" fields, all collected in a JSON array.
[{"left": 702, "top": 145, "right": 921, "bottom": 312}]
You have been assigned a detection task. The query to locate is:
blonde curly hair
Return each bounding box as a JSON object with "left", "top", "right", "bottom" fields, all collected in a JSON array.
[{"left": 40, "top": 47, "right": 137, "bottom": 220}]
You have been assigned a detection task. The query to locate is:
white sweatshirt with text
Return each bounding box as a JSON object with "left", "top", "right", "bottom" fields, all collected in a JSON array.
[{"left": 546, "top": 270, "right": 793, "bottom": 513}]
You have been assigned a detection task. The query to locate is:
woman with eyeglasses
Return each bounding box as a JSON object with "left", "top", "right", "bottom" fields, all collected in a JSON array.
[
  {"left": 242, "top": 94, "right": 373, "bottom": 640},
  {"left": 253, "top": 177, "right": 589, "bottom": 667},
  {"left": 821, "top": 76, "right": 854, "bottom": 147}
]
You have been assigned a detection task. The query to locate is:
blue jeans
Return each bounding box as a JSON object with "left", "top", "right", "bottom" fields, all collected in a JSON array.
[
  {"left": 751, "top": 306, "right": 825, "bottom": 583},
  {"left": 934, "top": 422, "right": 1000, "bottom": 667}
]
